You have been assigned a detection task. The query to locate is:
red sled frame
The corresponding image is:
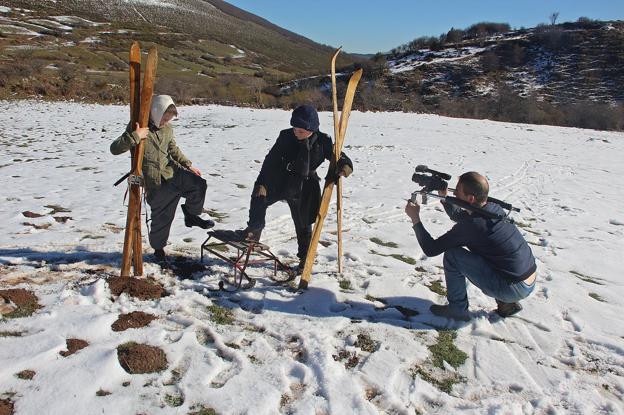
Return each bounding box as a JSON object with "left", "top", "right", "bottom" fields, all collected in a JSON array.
[{"left": 200, "top": 232, "right": 296, "bottom": 291}]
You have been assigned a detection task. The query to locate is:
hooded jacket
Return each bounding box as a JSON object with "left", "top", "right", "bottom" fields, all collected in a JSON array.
[{"left": 110, "top": 95, "right": 192, "bottom": 190}]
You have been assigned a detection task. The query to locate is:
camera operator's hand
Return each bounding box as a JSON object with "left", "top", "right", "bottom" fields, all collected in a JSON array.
[
  {"left": 405, "top": 200, "right": 421, "bottom": 225},
  {"left": 438, "top": 188, "right": 448, "bottom": 197}
]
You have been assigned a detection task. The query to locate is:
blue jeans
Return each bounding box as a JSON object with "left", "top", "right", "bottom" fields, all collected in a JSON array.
[{"left": 443, "top": 247, "right": 536, "bottom": 313}]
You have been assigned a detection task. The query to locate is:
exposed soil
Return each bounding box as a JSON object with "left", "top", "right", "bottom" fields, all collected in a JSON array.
[
  {"left": 107, "top": 277, "right": 167, "bottom": 300},
  {"left": 22, "top": 222, "right": 52, "bottom": 230},
  {"left": 0, "top": 289, "right": 41, "bottom": 318},
  {"left": 16, "top": 370, "right": 35, "bottom": 380},
  {"left": 333, "top": 349, "right": 360, "bottom": 369},
  {"left": 0, "top": 399, "right": 14, "bottom": 415},
  {"left": 53, "top": 216, "right": 72, "bottom": 223},
  {"left": 59, "top": 338, "right": 89, "bottom": 357},
  {"left": 45, "top": 204, "right": 71, "bottom": 214},
  {"left": 117, "top": 342, "right": 168, "bottom": 374},
  {"left": 22, "top": 211, "right": 45, "bottom": 218},
  {"left": 111, "top": 311, "right": 157, "bottom": 332}
]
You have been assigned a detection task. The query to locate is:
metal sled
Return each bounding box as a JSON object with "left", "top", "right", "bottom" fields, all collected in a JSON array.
[{"left": 200, "top": 230, "right": 296, "bottom": 292}]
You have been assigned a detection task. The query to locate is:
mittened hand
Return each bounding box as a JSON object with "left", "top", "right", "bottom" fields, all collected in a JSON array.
[
  {"left": 253, "top": 184, "right": 267, "bottom": 198},
  {"left": 337, "top": 153, "right": 353, "bottom": 178},
  {"left": 338, "top": 163, "right": 353, "bottom": 178}
]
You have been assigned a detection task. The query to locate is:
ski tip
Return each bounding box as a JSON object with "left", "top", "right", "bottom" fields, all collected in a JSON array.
[
  {"left": 332, "top": 47, "right": 342, "bottom": 59},
  {"left": 147, "top": 46, "right": 158, "bottom": 60}
]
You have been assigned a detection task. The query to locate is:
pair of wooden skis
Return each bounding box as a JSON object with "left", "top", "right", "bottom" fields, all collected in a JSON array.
[
  {"left": 120, "top": 43, "right": 158, "bottom": 277},
  {"left": 298, "top": 48, "right": 363, "bottom": 289}
]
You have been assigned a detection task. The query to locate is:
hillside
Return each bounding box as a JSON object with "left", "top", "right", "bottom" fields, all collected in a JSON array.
[
  {"left": 0, "top": 0, "right": 357, "bottom": 105},
  {"left": 275, "top": 20, "right": 624, "bottom": 130},
  {"left": 1, "top": 3, "right": 623, "bottom": 130},
  {"left": 384, "top": 21, "right": 624, "bottom": 104}
]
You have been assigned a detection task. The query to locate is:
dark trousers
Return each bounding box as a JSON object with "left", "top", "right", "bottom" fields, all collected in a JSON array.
[
  {"left": 248, "top": 195, "right": 312, "bottom": 260},
  {"left": 146, "top": 169, "right": 207, "bottom": 249}
]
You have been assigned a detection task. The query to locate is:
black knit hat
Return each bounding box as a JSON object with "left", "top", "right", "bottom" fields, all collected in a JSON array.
[{"left": 290, "top": 105, "right": 320, "bottom": 132}]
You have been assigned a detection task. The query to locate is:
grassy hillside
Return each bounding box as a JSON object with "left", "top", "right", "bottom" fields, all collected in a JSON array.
[{"left": 0, "top": 0, "right": 358, "bottom": 106}]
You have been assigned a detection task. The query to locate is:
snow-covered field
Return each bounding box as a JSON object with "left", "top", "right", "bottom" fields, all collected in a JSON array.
[{"left": 1, "top": 101, "right": 623, "bottom": 414}]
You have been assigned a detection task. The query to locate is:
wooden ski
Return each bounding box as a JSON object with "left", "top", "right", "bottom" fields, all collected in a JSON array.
[
  {"left": 330, "top": 47, "right": 344, "bottom": 274},
  {"left": 129, "top": 42, "right": 143, "bottom": 276},
  {"left": 298, "top": 67, "right": 362, "bottom": 290},
  {"left": 120, "top": 46, "right": 158, "bottom": 277}
]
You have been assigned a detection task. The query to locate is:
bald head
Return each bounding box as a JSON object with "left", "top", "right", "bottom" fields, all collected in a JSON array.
[{"left": 458, "top": 172, "right": 489, "bottom": 205}]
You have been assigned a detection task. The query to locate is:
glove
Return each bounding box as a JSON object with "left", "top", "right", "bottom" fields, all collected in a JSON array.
[
  {"left": 253, "top": 184, "right": 267, "bottom": 198},
  {"left": 326, "top": 154, "right": 353, "bottom": 184},
  {"left": 338, "top": 163, "right": 353, "bottom": 178},
  {"left": 337, "top": 152, "right": 353, "bottom": 178}
]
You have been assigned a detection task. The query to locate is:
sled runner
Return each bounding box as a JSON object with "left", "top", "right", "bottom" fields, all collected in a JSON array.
[{"left": 200, "top": 230, "right": 296, "bottom": 292}]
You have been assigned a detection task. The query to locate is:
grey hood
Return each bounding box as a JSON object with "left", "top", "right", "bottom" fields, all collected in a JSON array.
[{"left": 150, "top": 95, "right": 176, "bottom": 127}]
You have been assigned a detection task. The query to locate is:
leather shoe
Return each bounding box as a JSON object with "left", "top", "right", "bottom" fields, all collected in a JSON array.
[{"left": 182, "top": 205, "right": 215, "bottom": 229}]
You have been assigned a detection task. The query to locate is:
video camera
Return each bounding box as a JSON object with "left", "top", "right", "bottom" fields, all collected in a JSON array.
[
  {"left": 409, "top": 165, "right": 520, "bottom": 222},
  {"left": 412, "top": 165, "right": 450, "bottom": 194}
]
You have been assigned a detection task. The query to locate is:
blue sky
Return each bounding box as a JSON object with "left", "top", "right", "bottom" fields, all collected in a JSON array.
[{"left": 226, "top": 0, "right": 624, "bottom": 54}]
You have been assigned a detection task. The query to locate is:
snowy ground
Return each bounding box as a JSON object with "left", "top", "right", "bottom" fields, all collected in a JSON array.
[{"left": 1, "top": 101, "right": 623, "bottom": 414}]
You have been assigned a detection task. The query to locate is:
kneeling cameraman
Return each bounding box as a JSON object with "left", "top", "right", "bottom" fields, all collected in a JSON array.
[{"left": 405, "top": 171, "right": 536, "bottom": 321}]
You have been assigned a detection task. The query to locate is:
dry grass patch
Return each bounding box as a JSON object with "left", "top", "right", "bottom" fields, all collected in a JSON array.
[{"left": 0, "top": 289, "right": 41, "bottom": 319}]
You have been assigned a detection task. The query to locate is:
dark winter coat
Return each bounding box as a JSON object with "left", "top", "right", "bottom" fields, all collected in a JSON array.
[
  {"left": 414, "top": 202, "right": 537, "bottom": 282},
  {"left": 255, "top": 128, "right": 351, "bottom": 223}
]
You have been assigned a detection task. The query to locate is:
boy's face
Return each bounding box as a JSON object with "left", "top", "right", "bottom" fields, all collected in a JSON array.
[
  {"left": 160, "top": 110, "right": 176, "bottom": 128},
  {"left": 293, "top": 127, "right": 313, "bottom": 140}
]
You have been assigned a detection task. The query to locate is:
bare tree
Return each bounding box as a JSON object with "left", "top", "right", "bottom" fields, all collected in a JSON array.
[{"left": 549, "top": 12, "right": 560, "bottom": 25}]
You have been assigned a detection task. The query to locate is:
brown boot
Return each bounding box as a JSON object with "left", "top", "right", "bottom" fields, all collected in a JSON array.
[{"left": 496, "top": 300, "right": 523, "bottom": 317}]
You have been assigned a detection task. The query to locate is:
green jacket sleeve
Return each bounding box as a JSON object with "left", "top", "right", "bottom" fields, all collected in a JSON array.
[
  {"left": 167, "top": 135, "right": 192, "bottom": 168},
  {"left": 110, "top": 129, "right": 141, "bottom": 155}
]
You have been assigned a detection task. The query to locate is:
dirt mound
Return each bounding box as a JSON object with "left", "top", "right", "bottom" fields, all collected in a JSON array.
[
  {"left": 22, "top": 211, "right": 45, "bottom": 218},
  {"left": 59, "top": 338, "right": 89, "bottom": 357},
  {"left": 117, "top": 342, "right": 167, "bottom": 374},
  {"left": 0, "top": 399, "right": 14, "bottom": 415},
  {"left": 107, "top": 277, "right": 166, "bottom": 300},
  {"left": 16, "top": 370, "right": 36, "bottom": 380},
  {"left": 0, "top": 289, "right": 41, "bottom": 318},
  {"left": 111, "top": 311, "right": 157, "bottom": 332}
]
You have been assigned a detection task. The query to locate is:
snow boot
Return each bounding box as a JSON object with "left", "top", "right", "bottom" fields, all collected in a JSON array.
[
  {"left": 154, "top": 248, "right": 166, "bottom": 262},
  {"left": 429, "top": 304, "right": 471, "bottom": 322},
  {"left": 215, "top": 227, "right": 262, "bottom": 242},
  {"left": 235, "top": 227, "right": 262, "bottom": 242},
  {"left": 496, "top": 300, "right": 523, "bottom": 317},
  {"left": 181, "top": 204, "right": 215, "bottom": 230}
]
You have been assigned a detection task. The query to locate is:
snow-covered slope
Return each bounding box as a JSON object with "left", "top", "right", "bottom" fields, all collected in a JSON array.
[
  {"left": 386, "top": 22, "right": 624, "bottom": 105},
  {"left": 0, "top": 101, "right": 623, "bottom": 414}
]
